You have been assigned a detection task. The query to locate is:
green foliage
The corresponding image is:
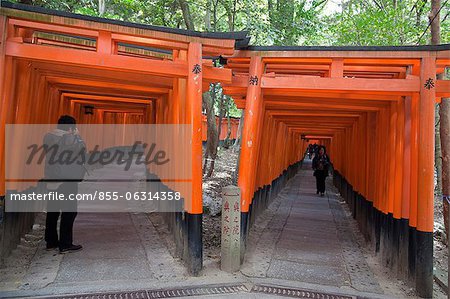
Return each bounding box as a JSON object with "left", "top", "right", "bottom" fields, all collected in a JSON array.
[
  {"left": 325, "top": 0, "right": 439, "bottom": 45},
  {"left": 13, "top": 0, "right": 449, "bottom": 46}
]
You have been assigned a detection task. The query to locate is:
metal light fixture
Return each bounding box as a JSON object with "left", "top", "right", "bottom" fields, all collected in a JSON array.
[{"left": 84, "top": 105, "right": 94, "bottom": 115}]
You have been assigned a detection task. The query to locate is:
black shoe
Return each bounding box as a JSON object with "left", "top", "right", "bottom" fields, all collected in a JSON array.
[
  {"left": 320, "top": 192, "right": 325, "bottom": 197},
  {"left": 60, "top": 244, "right": 83, "bottom": 253},
  {"left": 316, "top": 191, "right": 319, "bottom": 194},
  {"left": 46, "top": 243, "right": 58, "bottom": 251}
]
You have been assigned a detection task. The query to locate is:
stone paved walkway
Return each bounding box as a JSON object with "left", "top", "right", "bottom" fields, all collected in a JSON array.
[
  {"left": 1, "top": 160, "right": 408, "bottom": 299},
  {"left": 0, "top": 163, "right": 188, "bottom": 296},
  {"left": 241, "top": 160, "right": 383, "bottom": 294}
]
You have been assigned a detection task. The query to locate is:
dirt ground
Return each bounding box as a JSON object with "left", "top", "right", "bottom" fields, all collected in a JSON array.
[
  {"left": 202, "top": 147, "right": 239, "bottom": 263},
  {"left": 434, "top": 197, "right": 449, "bottom": 296}
]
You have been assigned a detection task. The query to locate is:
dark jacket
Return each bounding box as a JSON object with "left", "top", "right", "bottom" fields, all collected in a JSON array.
[
  {"left": 43, "top": 129, "right": 87, "bottom": 184},
  {"left": 312, "top": 154, "right": 330, "bottom": 177}
]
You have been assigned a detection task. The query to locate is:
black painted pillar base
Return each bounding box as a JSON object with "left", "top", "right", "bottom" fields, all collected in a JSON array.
[
  {"left": 415, "top": 230, "right": 433, "bottom": 298},
  {"left": 374, "top": 209, "right": 381, "bottom": 253},
  {"left": 331, "top": 172, "right": 434, "bottom": 298},
  {"left": 408, "top": 226, "right": 417, "bottom": 283},
  {"left": 173, "top": 211, "right": 184, "bottom": 258},
  {"left": 392, "top": 217, "right": 400, "bottom": 271},
  {"left": 240, "top": 211, "right": 249, "bottom": 264},
  {"left": 366, "top": 200, "right": 374, "bottom": 243},
  {"left": 380, "top": 213, "right": 391, "bottom": 267},
  {"left": 398, "top": 218, "right": 409, "bottom": 279},
  {"left": 186, "top": 213, "right": 203, "bottom": 276}
]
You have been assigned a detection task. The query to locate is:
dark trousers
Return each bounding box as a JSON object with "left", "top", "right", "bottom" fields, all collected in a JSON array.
[
  {"left": 315, "top": 171, "right": 327, "bottom": 193},
  {"left": 44, "top": 182, "right": 78, "bottom": 249}
]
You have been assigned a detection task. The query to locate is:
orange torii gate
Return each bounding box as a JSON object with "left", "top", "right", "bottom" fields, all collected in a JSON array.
[
  {"left": 201, "top": 114, "right": 240, "bottom": 142},
  {"left": 222, "top": 47, "right": 450, "bottom": 297},
  {"left": 0, "top": 1, "right": 248, "bottom": 274}
]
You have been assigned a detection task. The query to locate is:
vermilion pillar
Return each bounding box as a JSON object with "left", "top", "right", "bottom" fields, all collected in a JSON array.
[
  {"left": 238, "top": 56, "right": 263, "bottom": 212},
  {"left": 0, "top": 15, "right": 7, "bottom": 197},
  {"left": 186, "top": 42, "right": 203, "bottom": 275},
  {"left": 237, "top": 56, "right": 263, "bottom": 261},
  {"left": 0, "top": 18, "right": 16, "bottom": 197},
  {"left": 402, "top": 97, "right": 412, "bottom": 220},
  {"left": 416, "top": 56, "right": 436, "bottom": 298}
]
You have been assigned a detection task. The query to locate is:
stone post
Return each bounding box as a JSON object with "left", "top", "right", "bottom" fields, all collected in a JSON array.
[{"left": 221, "top": 185, "right": 240, "bottom": 273}]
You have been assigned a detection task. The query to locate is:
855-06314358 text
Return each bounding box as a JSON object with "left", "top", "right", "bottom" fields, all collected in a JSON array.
[{"left": 9, "top": 191, "right": 181, "bottom": 201}]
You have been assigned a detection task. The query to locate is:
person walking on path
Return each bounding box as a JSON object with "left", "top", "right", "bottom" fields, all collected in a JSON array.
[{"left": 312, "top": 145, "right": 330, "bottom": 196}]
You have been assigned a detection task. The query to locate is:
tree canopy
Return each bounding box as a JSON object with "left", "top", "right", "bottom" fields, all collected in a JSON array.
[{"left": 14, "top": 0, "right": 450, "bottom": 45}]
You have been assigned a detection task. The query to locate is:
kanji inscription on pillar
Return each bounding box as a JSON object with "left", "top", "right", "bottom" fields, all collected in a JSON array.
[
  {"left": 221, "top": 185, "right": 241, "bottom": 273},
  {"left": 249, "top": 75, "right": 259, "bottom": 86},
  {"left": 423, "top": 77, "right": 435, "bottom": 90}
]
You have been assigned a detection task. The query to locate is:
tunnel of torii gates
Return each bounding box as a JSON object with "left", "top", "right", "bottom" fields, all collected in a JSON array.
[{"left": 0, "top": 1, "right": 449, "bottom": 297}]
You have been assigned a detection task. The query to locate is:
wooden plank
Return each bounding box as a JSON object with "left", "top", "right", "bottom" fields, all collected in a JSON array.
[
  {"left": 62, "top": 92, "right": 153, "bottom": 104},
  {"left": 6, "top": 41, "right": 228, "bottom": 82},
  {"left": 2, "top": 9, "right": 236, "bottom": 50},
  {"left": 274, "top": 124, "right": 352, "bottom": 129},
  {"left": 6, "top": 41, "right": 188, "bottom": 77},
  {"left": 264, "top": 91, "right": 401, "bottom": 101},
  {"left": 263, "top": 57, "right": 332, "bottom": 64},
  {"left": 97, "top": 30, "right": 112, "bottom": 54},
  {"left": 264, "top": 100, "right": 383, "bottom": 112},
  {"left": 437, "top": 50, "right": 450, "bottom": 58},
  {"left": 261, "top": 75, "right": 420, "bottom": 94},
  {"left": 31, "top": 61, "right": 174, "bottom": 87},
  {"left": 112, "top": 32, "right": 188, "bottom": 51},
  {"left": 269, "top": 112, "right": 361, "bottom": 118},
  {"left": 437, "top": 80, "right": 450, "bottom": 97},
  {"left": 202, "top": 65, "right": 232, "bottom": 83},
  {"left": 233, "top": 98, "right": 246, "bottom": 109},
  {"left": 46, "top": 76, "right": 169, "bottom": 94},
  {"left": 270, "top": 118, "right": 357, "bottom": 124},
  {"left": 231, "top": 50, "right": 445, "bottom": 59},
  {"left": 230, "top": 80, "right": 402, "bottom": 101},
  {"left": 330, "top": 58, "right": 343, "bottom": 77},
  {"left": 9, "top": 18, "right": 99, "bottom": 37},
  {"left": 202, "top": 44, "right": 235, "bottom": 56}
]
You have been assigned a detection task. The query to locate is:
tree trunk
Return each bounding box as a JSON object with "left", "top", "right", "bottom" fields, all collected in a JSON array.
[
  {"left": 430, "top": 0, "right": 441, "bottom": 45},
  {"left": 268, "top": 0, "right": 274, "bottom": 23},
  {"left": 203, "top": 89, "right": 218, "bottom": 177},
  {"left": 223, "top": 0, "right": 237, "bottom": 31},
  {"left": 224, "top": 110, "right": 232, "bottom": 148},
  {"left": 232, "top": 112, "right": 244, "bottom": 184},
  {"left": 436, "top": 103, "right": 443, "bottom": 196},
  {"left": 441, "top": 97, "right": 450, "bottom": 243},
  {"left": 98, "top": 0, "right": 106, "bottom": 16},
  {"left": 233, "top": 112, "right": 244, "bottom": 150},
  {"left": 216, "top": 94, "right": 226, "bottom": 147},
  {"left": 204, "top": 0, "right": 211, "bottom": 31},
  {"left": 178, "top": 0, "right": 195, "bottom": 30},
  {"left": 431, "top": 0, "right": 448, "bottom": 241},
  {"left": 212, "top": 0, "right": 219, "bottom": 31}
]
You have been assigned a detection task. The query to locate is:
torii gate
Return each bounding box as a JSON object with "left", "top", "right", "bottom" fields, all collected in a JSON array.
[
  {"left": 222, "top": 46, "right": 450, "bottom": 297},
  {"left": 0, "top": 1, "right": 246, "bottom": 275}
]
